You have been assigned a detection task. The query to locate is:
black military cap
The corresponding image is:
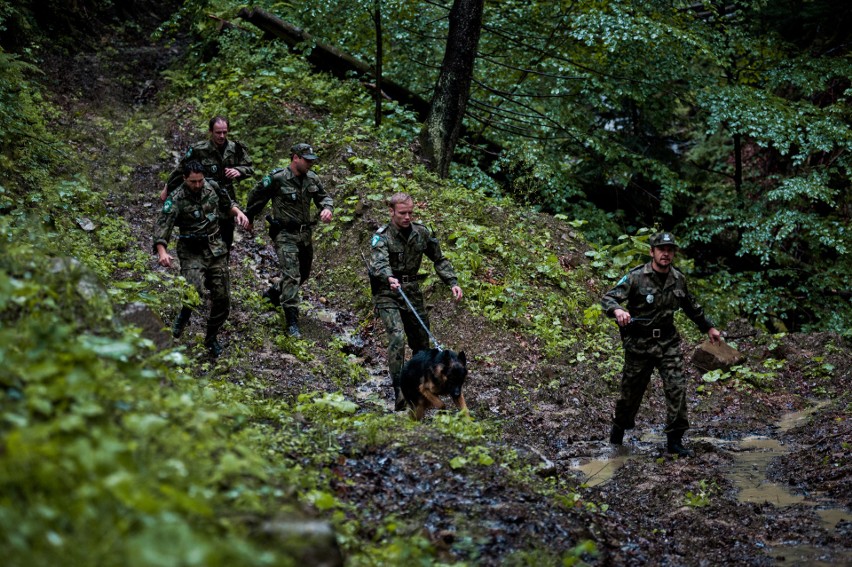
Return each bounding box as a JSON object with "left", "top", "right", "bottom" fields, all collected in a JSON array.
[
  {"left": 291, "top": 143, "right": 318, "bottom": 160},
  {"left": 650, "top": 232, "right": 678, "bottom": 248}
]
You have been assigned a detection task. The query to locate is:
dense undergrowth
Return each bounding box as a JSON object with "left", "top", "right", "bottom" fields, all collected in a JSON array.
[
  {"left": 8, "top": 4, "right": 848, "bottom": 565},
  {"left": 0, "top": 17, "right": 615, "bottom": 567}
]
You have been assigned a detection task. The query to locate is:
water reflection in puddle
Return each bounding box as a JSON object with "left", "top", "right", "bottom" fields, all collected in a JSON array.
[
  {"left": 569, "top": 405, "right": 849, "bottom": 564},
  {"left": 730, "top": 402, "right": 848, "bottom": 535},
  {"left": 731, "top": 436, "right": 804, "bottom": 507},
  {"left": 570, "top": 405, "right": 849, "bottom": 532},
  {"left": 572, "top": 451, "right": 632, "bottom": 488}
]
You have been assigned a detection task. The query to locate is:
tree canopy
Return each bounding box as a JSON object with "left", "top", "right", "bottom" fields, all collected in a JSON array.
[
  {"left": 268, "top": 0, "right": 851, "bottom": 333},
  {"left": 3, "top": 0, "right": 851, "bottom": 333}
]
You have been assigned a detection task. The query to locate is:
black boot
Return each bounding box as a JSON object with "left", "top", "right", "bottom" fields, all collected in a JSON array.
[
  {"left": 172, "top": 307, "right": 192, "bottom": 338},
  {"left": 609, "top": 425, "right": 625, "bottom": 445},
  {"left": 393, "top": 387, "right": 406, "bottom": 411},
  {"left": 204, "top": 335, "right": 223, "bottom": 358},
  {"left": 262, "top": 285, "right": 281, "bottom": 308},
  {"left": 666, "top": 430, "right": 692, "bottom": 457},
  {"left": 391, "top": 374, "right": 406, "bottom": 411},
  {"left": 285, "top": 308, "right": 301, "bottom": 338}
]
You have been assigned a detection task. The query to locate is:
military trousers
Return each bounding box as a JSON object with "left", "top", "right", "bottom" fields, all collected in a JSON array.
[
  {"left": 376, "top": 288, "right": 430, "bottom": 386},
  {"left": 179, "top": 251, "right": 230, "bottom": 338},
  {"left": 273, "top": 230, "right": 313, "bottom": 311},
  {"left": 220, "top": 217, "right": 235, "bottom": 251},
  {"left": 613, "top": 333, "right": 688, "bottom": 434}
]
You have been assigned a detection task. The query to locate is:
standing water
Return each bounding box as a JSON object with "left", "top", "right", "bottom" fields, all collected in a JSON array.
[{"left": 729, "top": 403, "right": 849, "bottom": 565}]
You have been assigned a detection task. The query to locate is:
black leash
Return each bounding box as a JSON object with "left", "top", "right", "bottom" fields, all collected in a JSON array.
[
  {"left": 396, "top": 286, "right": 443, "bottom": 352},
  {"left": 360, "top": 250, "right": 444, "bottom": 351}
]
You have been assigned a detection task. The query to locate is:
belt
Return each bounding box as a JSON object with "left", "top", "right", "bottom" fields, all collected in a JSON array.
[
  {"left": 179, "top": 227, "right": 220, "bottom": 243},
  {"left": 284, "top": 223, "right": 315, "bottom": 233},
  {"left": 625, "top": 324, "right": 676, "bottom": 339},
  {"left": 393, "top": 273, "right": 426, "bottom": 283}
]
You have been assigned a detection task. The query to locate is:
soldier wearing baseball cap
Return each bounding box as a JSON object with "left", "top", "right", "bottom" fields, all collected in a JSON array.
[
  {"left": 650, "top": 232, "right": 678, "bottom": 248},
  {"left": 601, "top": 231, "right": 722, "bottom": 457},
  {"left": 290, "top": 143, "right": 318, "bottom": 161},
  {"left": 246, "top": 141, "right": 333, "bottom": 337}
]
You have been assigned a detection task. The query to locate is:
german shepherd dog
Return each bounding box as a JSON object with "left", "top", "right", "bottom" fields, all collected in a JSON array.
[{"left": 400, "top": 348, "right": 468, "bottom": 420}]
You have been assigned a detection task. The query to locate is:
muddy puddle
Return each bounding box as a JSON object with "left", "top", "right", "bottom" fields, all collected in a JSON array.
[{"left": 571, "top": 403, "right": 850, "bottom": 564}]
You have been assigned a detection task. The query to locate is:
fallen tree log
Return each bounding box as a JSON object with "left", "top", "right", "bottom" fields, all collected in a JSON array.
[{"left": 237, "top": 6, "right": 431, "bottom": 118}]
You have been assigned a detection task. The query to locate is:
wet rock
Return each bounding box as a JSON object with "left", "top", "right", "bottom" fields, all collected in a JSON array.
[
  {"left": 258, "top": 518, "right": 343, "bottom": 567},
  {"left": 76, "top": 217, "right": 96, "bottom": 231},
  {"left": 691, "top": 340, "right": 745, "bottom": 372},
  {"left": 338, "top": 330, "right": 366, "bottom": 355},
  {"left": 48, "top": 257, "right": 113, "bottom": 319},
  {"left": 118, "top": 302, "right": 171, "bottom": 350}
]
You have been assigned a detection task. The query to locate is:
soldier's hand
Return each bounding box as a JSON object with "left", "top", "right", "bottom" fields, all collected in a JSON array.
[
  {"left": 157, "top": 252, "right": 174, "bottom": 268},
  {"left": 708, "top": 327, "right": 722, "bottom": 344},
  {"left": 159, "top": 185, "right": 169, "bottom": 202},
  {"left": 320, "top": 208, "right": 333, "bottom": 223},
  {"left": 451, "top": 285, "right": 463, "bottom": 302},
  {"left": 388, "top": 276, "right": 400, "bottom": 291},
  {"left": 233, "top": 208, "right": 250, "bottom": 229},
  {"left": 224, "top": 167, "right": 240, "bottom": 179},
  {"left": 613, "top": 308, "right": 631, "bottom": 327}
]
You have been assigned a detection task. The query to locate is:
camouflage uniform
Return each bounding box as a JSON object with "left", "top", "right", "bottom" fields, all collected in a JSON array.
[
  {"left": 165, "top": 139, "right": 253, "bottom": 249},
  {"left": 369, "top": 221, "right": 458, "bottom": 390},
  {"left": 601, "top": 261, "right": 714, "bottom": 435},
  {"left": 245, "top": 166, "right": 333, "bottom": 322},
  {"left": 154, "top": 179, "right": 236, "bottom": 340}
]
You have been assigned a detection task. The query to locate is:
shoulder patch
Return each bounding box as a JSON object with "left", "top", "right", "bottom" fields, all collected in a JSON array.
[
  {"left": 371, "top": 234, "right": 382, "bottom": 247},
  {"left": 163, "top": 199, "right": 173, "bottom": 213},
  {"left": 376, "top": 225, "right": 387, "bottom": 234},
  {"left": 184, "top": 147, "right": 193, "bottom": 159},
  {"left": 262, "top": 175, "right": 272, "bottom": 188},
  {"left": 617, "top": 275, "right": 628, "bottom": 286}
]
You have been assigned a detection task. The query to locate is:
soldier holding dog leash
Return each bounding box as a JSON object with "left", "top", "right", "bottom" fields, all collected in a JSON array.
[{"left": 369, "top": 193, "right": 463, "bottom": 410}]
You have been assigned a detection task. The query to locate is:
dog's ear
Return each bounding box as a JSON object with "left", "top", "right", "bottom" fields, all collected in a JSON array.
[
  {"left": 441, "top": 349, "right": 452, "bottom": 364},
  {"left": 458, "top": 351, "right": 466, "bottom": 365}
]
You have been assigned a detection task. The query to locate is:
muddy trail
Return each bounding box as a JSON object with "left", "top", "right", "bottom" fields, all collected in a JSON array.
[{"left": 42, "top": 21, "right": 851, "bottom": 567}]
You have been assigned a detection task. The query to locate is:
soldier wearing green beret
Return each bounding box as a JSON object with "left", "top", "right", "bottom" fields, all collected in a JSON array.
[
  {"left": 154, "top": 161, "right": 250, "bottom": 357},
  {"left": 245, "top": 143, "right": 334, "bottom": 337},
  {"left": 369, "top": 193, "right": 463, "bottom": 410},
  {"left": 161, "top": 116, "right": 254, "bottom": 250},
  {"left": 601, "top": 232, "right": 721, "bottom": 456}
]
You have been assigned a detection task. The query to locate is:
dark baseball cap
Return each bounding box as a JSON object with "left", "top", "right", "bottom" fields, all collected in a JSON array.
[
  {"left": 291, "top": 143, "right": 318, "bottom": 160},
  {"left": 650, "top": 232, "right": 678, "bottom": 248}
]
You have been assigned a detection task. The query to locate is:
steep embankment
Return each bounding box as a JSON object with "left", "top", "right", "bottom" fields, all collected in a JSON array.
[{"left": 27, "top": 13, "right": 852, "bottom": 567}]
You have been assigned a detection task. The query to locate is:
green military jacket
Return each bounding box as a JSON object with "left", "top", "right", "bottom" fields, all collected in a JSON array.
[
  {"left": 369, "top": 221, "right": 458, "bottom": 305},
  {"left": 154, "top": 179, "right": 236, "bottom": 259},
  {"left": 601, "top": 262, "right": 714, "bottom": 338},
  {"left": 244, "top": 166, "right": 333, "bottom": 226},
  {"left": 165, "top": 139, "right": 253, "bottom": 199}
]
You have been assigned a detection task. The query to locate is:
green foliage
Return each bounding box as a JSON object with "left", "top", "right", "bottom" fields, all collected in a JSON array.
[
  {"left": 0, "top": 48, "right": 55, "bottom": 194},
  {"left": 700, "top": 364, "right": 776, "bottom": 391},
  {"left": 584, "top": 228, "right": 656, "bottom": 280},
  {"left": 684, "top": 479, "right": 718, "bottom": 508},
  {"left": 0, "top": 239, "right": 317, "bottom": 566},
  {"left": 449, "top": 445, "right": 495, "bottom": 470},
  {"left": 5, "top": 2, "right": 849, "bottom": 563}
]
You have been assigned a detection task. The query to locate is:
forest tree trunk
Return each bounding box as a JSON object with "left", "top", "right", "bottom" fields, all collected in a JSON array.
[{"left": 419, "top": 0, "right": 484, "bottom": 178}]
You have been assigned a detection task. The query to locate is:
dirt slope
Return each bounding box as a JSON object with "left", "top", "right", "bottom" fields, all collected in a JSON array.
[{"left": 39, "top": 19, "right": 852, "bottom": 567}]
